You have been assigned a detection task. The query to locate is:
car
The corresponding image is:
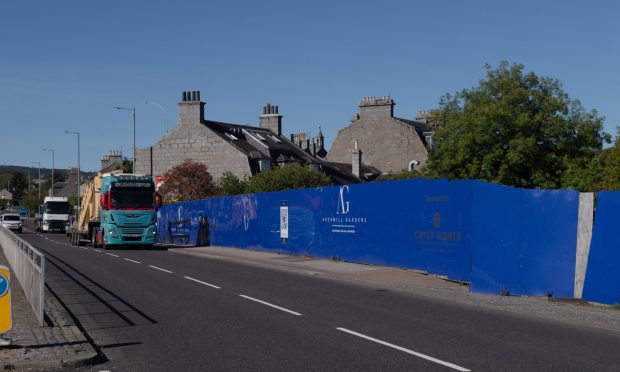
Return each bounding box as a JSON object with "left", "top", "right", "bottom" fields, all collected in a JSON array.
[{"left": 0, "top": 213, "right": 23, "bottom": 233}]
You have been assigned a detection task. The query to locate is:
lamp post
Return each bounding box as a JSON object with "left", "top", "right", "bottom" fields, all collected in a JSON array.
[
  {"left": 146, "top": 100, "right": 168, "bottom": 133},
  {"left": 32, "top": 161, "right": 40, "bottom": 214},
  {"left": 113, "top": 106, "right": 136, "bottom": 173},
  {"left": 43, "top": 148, "right": 55, "bottom": 197},
  {"left": 65, "top": 130, "right": 80, "bottom": 224}
]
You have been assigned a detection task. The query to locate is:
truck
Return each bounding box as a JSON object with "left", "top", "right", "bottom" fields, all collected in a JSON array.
[
  {"left": 68, "top": 172, "right": 162, "bottom": 249},
  {"left": 36, "top": 196, "right": 71, "bottom": 233}
]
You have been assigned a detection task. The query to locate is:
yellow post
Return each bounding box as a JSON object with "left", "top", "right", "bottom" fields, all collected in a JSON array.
[{"left": 0, "top": 265, "right": 12, "bottom": 335}]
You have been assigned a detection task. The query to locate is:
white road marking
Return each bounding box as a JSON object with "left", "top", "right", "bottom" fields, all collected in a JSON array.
[
  {"left": 336, "top": 327, "right": 470, "bottom": 371},
  {"left": 105, "top": 253, "right": 119, "bottom": 257},
  {"left": 123, "top": 258, "right": 141, "bottom": 264},
  {"left": 184, "top": 276, "right": 221, "bottom": 289},
  {"left": 148, "top": 265, "right": 173, "bottom": 273},
  {"left": 94, "top": 250, "right": 102, "bottom": 253},
  {"left": 238, "top": 295, "right": 302, "bottom": 316}
]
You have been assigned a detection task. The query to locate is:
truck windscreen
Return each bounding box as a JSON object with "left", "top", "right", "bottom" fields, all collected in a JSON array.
[
  {"left": 110, "top": 187, "right": 154, "bottom": 209},
  {"left": 45, "top": 202, "right": 71, "bottom": 214}
]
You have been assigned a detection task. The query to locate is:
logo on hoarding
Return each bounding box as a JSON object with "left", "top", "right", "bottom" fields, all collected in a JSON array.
[
  {"left": 433, "top": 212, "right": 441, "bottom": 229},
  {"left": 337, "top": 185, "right": 350, "bottom": 215},
  {"left": 321, "top": 185, "right": 367, "bottom": 234}
]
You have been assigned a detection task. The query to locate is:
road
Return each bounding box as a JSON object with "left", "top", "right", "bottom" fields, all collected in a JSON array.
[{"left": 17, "top": 222, "right": 620, "bottom": 371}]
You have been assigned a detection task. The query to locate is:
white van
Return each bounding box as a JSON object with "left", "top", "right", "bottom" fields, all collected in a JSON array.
[{"left": 0, "top": 213, "right": 23, "bottom": 233}]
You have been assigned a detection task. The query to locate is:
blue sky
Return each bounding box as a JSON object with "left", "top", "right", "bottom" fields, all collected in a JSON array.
[{"left": 1, "top": 0, "right": 619, "bottom": 172}]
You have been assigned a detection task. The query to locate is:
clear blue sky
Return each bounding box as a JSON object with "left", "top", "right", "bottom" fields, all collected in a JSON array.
[{"left": 2, "top": 0, "right": 619, "bottom": 172}]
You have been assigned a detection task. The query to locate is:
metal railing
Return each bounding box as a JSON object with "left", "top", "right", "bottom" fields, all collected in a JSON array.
[{"left": 0, "top": 226, "right": 45, "bottom": 326}]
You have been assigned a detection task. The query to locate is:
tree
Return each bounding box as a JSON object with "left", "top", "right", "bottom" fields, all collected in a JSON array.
[
  {"left": 426, "top": 62, "right": 610, "bottom": 190},
  {"left": 246, "top": 163, "right": 332, "bottom": 193},
  {"left": 158, "top": 159, "right": 218, "bottom": 203},
  {"left": 598, "top": 128, "right": 620, "bottom": 190},
  {"left": 386, "top": 169, "right": 425, "bottom": 181},
  {"left": 218, "top": 171, "right": 248, "bottom": 196}
]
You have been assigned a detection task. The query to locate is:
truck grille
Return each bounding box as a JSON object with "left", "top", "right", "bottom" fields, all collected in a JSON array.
[{"left": 120, "top": 227, "right": 145, "bottom": 241}]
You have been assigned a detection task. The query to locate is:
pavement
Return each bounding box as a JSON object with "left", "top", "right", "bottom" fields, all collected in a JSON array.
[{"left": 0, "top": 247, "right": 99, "bottom": 370}]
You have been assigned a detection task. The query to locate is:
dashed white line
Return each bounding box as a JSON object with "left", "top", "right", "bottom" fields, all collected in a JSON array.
[
  {"left": 148, "top": 265, "right": 173, "bottom": 273},
  {"left": 184, "top": 276, "right": 221, "bottom": 289},
  {"left": 105, "top": 253, "right": 119, "bottom": 257},
  {"left": 123, "top": 258, "right": 141, "bottom": 264},
  {"left": 238, "top": 294, "right": 302, "bottom": 316},
  {"left": 336, "top": 327, "right": 470, "bottom": 371}
]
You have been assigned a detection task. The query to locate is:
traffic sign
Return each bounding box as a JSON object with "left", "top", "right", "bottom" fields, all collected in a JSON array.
[{"left": 0, "top": 266, "right": 12, "bottom": 334}]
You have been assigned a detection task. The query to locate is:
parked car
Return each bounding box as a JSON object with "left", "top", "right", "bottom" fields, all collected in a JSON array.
[{"left": 0, "top": 213, "right": 23, "bottom": 233}]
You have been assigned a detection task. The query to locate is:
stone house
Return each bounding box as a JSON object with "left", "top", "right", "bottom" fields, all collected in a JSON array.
[
  {"left": 326, "top": 96, "right": 435, "bottom": 177},
  {"left": 0, "top": 189, "right": 12, "bottom": 202},
  {"left": 134, "top": 91, "right": 358, "bottom": 184}
]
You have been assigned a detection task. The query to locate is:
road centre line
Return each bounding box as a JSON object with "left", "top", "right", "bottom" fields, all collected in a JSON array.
[
  {"left": 105, "top": 253, "right": 119, "bottom": 257},
  {"left": 123, "top": 258, "right": 141, "bottom": 264},
  {"left": 148, "top": 265, "right": 173, "bottom": 274},
  {"left": 184, "top": 276, "right": 221, "bottom": 289},
  {"left": 238, "top": 294, "right": 302, "bottom": 316},
  {"left": 336, "top": 327, "right": 470, "bottom": 371}
]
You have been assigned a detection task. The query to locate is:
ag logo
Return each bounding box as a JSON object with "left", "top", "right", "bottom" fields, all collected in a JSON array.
[
  {"left": 337, "top": 185, "right": 350, "bottom": 215},
  {"left": 433, "top": 212, "right": 441, "bottom": 229}
]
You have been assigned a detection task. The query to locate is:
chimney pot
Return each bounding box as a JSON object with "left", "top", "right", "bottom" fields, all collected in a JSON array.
[{"left": 197, "top": 91, "right": 200, "bottom": 101}]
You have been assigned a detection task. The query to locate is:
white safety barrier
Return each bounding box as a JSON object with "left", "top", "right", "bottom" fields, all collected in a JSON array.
[{"left": 0, "top": 226, "right": 45, "bottom": 326}]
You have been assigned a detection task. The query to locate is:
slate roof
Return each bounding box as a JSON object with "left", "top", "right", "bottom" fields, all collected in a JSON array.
[
  {"left": 394, "top": 117, "right": 432, "bottom": 146},
  {"left": 203, "top": 120, "right": 360, "bottom": 184}
]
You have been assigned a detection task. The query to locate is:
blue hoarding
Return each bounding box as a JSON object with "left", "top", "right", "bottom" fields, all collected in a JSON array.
[
  {"left": 582, "top": 191, "right": 620, "bottom": 305},
  {"left": 158, "top": 179, "right": 581, "bottom": 297}
]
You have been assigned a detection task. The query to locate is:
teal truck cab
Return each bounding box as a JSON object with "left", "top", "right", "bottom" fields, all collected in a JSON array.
[{"left": 93, "top": 173, "right": 162, "bottom": 249}]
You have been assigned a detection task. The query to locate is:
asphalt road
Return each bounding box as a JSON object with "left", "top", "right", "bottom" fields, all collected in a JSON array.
[{"left": 18, "top": 223, "right": 620, "bottom": 371}]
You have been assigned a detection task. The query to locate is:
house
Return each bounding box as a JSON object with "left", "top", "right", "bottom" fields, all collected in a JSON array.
[
  {"left": 134, "top": 91, "right": 359, "bottom": 184},
  {"left": 325, "top": 96, "right": 435, "bottom": 177},
  {"left": 0, "top": 189, "right": 12, "bottom": 201}
]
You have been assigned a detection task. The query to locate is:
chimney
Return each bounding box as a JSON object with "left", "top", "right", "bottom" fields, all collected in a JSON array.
[
  {"left": 358, "top": 96, "right": 395, "bottom": 119},
  {"left": 178, "top": 90, "right": 205, "bottom": 126},
  {"left": 352, "top": 140, "right": 362, "bottom": 178},
  {"left": 259, "top": 103, "right": 282, "bottom": 136}
]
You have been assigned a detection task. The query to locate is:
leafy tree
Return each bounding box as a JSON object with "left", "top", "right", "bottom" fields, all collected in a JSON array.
[
  {"left": 426, "top": 62, "right": 610, "bottom": 190},
  {"left": 218, "top": 171, "right": 248, "bottom": 196},
  {"left": 20, "top": 188, "right": 41, "bottom": 215},
  {"left": 246, "top": 163, "right": 332, "bottom": 193},
  {"left": 158, "top": 159, "right": 218, "bottom": 203},
  {"left": 386, "top": 169, "right": 425, "bottom": 181},
  {"left": 599, "top": 129, "right": 620, "bottom": 190},
  {"left": 122, "top": 159, "right": 132, "bottom": 173}
]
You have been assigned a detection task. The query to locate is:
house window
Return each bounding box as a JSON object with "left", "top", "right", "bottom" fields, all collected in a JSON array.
[
  {"left": 270, "top": 135, "right": 282, "bottom": 143},
  {"left": 226, "top": 133, "right": 238, "bottom": 140},
  {"left": 255, "top": 132, "right": 267, "bottom": 141},
  {"left": 259, "top": 159, "right": 271, "bottom": 172}
]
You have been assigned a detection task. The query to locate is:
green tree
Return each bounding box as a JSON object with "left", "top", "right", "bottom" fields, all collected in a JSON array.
[
  {"left": 599, "top": 129, "right": 620, "bottom": 190},
  {"left": 158, "top": 159, "right": 218, "bottom": 203},
  {"left": 246, "top": 163, "right": 332, "bottom": 193},
  {"left": 386, "top": 169, "right": 425, "bottom": 181},
  {"left": 218, "top": 171, "right": 248, "bottom": 196},
  {"left": 427, "top": 62, "right": 610, "bottom": 190}
]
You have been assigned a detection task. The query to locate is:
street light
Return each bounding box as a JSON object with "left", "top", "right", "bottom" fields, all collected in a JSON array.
[
  {"left": 146, "top": 100, "right": 168, "bottom": 133},
  {"left": 113, "top": 106, "right": 136, "bottom": 173},
  {"left": 65, "top": 130, "right": 80, "bottom": 225},
  {"left": 43, "top": 148, "right": 55, "bottom": 197},
  {"left": 32, "top": 161, "right": 40, "bottom": 214}
]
